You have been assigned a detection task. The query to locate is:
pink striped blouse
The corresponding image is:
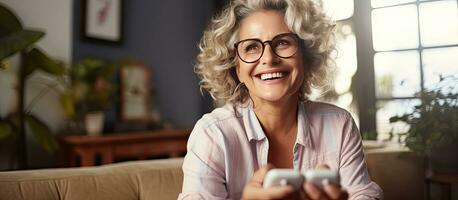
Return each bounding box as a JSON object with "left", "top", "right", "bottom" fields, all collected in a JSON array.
[{"left": 179, "top": 101, "right": 383, "bottom": 200}]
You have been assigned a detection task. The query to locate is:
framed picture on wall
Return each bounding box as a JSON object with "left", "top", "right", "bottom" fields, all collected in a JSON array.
[
  {"left": 119, "top": 61, "right": 151, "bottom": 122},
  {"left": 82, "top": 0, "right": 123, "bottom": 44}
]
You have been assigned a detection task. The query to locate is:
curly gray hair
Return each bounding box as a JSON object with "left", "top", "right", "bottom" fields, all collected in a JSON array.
[{"left": 195, "top": 0, "right": 336, "bottom": 106}]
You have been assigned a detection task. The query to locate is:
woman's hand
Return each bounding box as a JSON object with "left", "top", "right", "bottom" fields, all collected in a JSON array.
[
  {"left": 301, "top": 164, "right": 349, "bottom": 200},
  {"left": 241, "top": 164, "right": 295, "bottom": 200}
]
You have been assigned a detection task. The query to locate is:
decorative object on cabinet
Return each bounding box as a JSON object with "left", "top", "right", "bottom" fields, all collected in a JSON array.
[
  {"left": 60, "top": 57, "right": 118, "bottom": 135},
  {"left": 119, "top": 61, "right": 151, "bottom": 122}
]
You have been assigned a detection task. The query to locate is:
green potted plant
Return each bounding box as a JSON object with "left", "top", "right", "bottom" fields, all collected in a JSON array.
[
  {"left": 60, "top": 58, "right": 118, "bottom": 135},
  {"left": 0, "top": 3, "right": 65, "bottom": 168},
  {"left": 390, "top": 76, "right": 458, "bottom": 175}
]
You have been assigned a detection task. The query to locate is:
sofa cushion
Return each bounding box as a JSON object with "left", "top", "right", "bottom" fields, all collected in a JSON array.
[{"left": 0, "top": 158, "right": 184, "bottom": 200}]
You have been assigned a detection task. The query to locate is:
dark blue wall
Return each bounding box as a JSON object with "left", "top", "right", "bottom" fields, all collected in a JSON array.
[{"left": 72, "top": 0, "right": 216, "bottom": 127}]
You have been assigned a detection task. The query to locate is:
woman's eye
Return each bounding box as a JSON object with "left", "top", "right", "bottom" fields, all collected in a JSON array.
[
  {"left": 276, "top": 39, "right": 290, "bottom": 46},
  {"left": 244, "top": 44, "right": 260, "bottom": 53}
]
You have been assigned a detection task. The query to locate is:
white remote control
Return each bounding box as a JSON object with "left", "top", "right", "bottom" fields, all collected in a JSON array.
[
  {"left": 304, "top": 169, "right": 339, "bottom": 188},
  {"left": 263, "top": 169, "right": 304, "bottom": 190},
  {"left": 263, "top": 169, "right": 340, "bottom": 190}
]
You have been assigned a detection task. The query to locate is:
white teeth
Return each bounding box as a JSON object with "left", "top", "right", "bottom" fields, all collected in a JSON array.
[{"left": 260, "top": 72, "right": 284, "bottom": 80}]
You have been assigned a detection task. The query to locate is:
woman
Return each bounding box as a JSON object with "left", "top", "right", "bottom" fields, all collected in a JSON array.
[{"left": 179, "top": 0, "right": 383, "bottom": 199}]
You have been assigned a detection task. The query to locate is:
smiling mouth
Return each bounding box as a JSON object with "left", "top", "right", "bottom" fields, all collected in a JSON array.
[{"left": 258, "top": 72, "right": 287, "bottom": 81}]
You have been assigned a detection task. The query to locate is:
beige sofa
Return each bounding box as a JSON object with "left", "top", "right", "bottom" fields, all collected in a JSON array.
[
  {"left": 0, "top": 143, "right": 425, "bottom": 200},
  {"left": 0, "top": 158, "right": 184, "bottom": 200}
]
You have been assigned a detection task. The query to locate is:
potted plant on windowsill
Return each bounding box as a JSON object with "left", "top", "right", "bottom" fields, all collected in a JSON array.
[
  {"left": 60, "top": 58, "right": 118, "bottom": 136},
  {"left": 389, "top": 76, "right": 458, "bottom": 176}
]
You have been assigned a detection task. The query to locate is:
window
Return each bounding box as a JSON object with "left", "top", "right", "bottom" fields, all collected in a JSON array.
[
  {"left": 370, "top": 0, "right": 458, "bottom": 140},
  {"left": 318, "top": 0, "right": 457, "bottom": 141}
]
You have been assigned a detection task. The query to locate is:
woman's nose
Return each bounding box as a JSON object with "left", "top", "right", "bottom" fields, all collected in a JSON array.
[{"left": 259, "top": 43, "right": 278, "bottom": 65}]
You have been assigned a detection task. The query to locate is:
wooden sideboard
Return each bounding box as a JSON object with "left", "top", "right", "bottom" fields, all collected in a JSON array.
[{"left": 58, "top": 129, "right": 191, "bottom": 167}]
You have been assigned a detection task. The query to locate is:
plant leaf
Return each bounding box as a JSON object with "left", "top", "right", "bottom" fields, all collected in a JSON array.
[
  {"left": 24, "top": 48, "right": 65, "bottom": 76},
  {"left": 98, "top": 61, "right": 118, "bottom": 80},
  {"left": 25, "top": 114, "right": 59, "bottom": 154},
  {"left": 0, "top": 61, "right": 5, "bottom": 70},
  {"left": 0, "top": 122, "right": 12, "bottom": 140},
  {"left": 0, "top": 4, "right": 23, "bottom": 37},
  {"left": 60, "top": 92, "right": 75, "bottom": 118},
  {"left": 389, "top": 116, "right": 400, "bottom": 123},
  {"left": 0, "top": 30, "right": 44, "bottom": 61}
]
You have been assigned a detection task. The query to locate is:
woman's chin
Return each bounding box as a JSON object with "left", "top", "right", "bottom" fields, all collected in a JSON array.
[{"left": 252, "top": 92, "right": 297, "bottom": 105}]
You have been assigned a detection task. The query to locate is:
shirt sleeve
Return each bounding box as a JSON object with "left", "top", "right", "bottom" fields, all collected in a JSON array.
[
  {"left": 339, "top": 113, "right": 384, "bottom": 200},
  {"left": 178, "top": 120, "right": 228, "bottom": 200}
]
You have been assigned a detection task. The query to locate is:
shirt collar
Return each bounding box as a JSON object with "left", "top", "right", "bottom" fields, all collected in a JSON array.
[
  {"left": 242, "top": 101, "right": 312, "bottom": 148},
  {"left": 242, "top": 101, "right": 266, "bottom": 141}
]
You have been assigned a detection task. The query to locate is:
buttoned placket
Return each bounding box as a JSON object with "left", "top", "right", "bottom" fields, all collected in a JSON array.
[
  {"left": 260, "top": 138, "right": 269, "bottom": 167},
  {"left": 293, "top": 143, "right": 303, "bottom": 170}
]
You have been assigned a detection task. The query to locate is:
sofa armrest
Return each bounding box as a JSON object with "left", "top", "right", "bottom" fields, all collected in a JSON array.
[{"left": 0, "top": 158, "right": 184, "bottom": 200}]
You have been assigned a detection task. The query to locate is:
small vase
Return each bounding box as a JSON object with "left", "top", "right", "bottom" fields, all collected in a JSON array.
[{"left": 85, "top": 112, "right": 104, "bottom": 136}]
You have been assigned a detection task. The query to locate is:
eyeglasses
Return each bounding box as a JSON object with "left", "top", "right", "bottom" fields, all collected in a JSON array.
[{"left": 234, "top": 33, "right": 300, "bottom": 63}]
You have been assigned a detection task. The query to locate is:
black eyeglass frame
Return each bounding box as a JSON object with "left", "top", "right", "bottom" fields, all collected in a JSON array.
[{"left": 234, "top": 32, "right": 301, "bottom": 63}]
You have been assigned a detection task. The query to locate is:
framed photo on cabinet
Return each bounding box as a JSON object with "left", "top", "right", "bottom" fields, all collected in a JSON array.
[
  {"left": 82, "top": 0, "right": 123, "bottom": 44},
  {"left": 119, "top": 61, "right": 151, "bottom": 122}
]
